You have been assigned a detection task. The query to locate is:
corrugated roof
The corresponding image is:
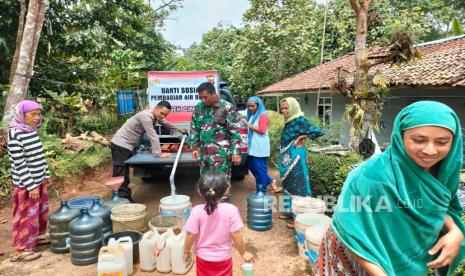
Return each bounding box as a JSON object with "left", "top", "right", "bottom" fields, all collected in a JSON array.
[{"left": 258, "top": 35, "right": 465, "bottom": 96}]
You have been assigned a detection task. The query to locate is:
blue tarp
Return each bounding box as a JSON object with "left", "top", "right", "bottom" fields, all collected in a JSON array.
[{"left": 116, "top": 90, "right": 135, "bottom": 116}]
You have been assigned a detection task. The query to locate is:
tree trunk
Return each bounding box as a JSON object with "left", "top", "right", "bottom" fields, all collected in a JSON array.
[
  {"left": 9, "top": 0, "right": 27, "bottom": 84},
  {"left": 1, "top": 0, "right": 46, "bottom": 130},
  {"left": 27, "top": 0, "right": 46, "bottom": 78},
  {"left": 347, "top": 0, "right": 374, "bottom": 152}
]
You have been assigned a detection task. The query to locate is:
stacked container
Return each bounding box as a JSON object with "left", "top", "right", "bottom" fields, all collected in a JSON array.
[
  {"left": 48, "top": 200, "right": 80, "bottom": 253},
  {"left": 69, "top": 208, "right": 103, "bottom": 265},
  {"left": 89, "top": 198, "right": 112, "bottom": 238}
]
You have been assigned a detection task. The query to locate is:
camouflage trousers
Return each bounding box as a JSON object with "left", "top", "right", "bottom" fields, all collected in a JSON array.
[{"left": 199, "top": 145, "right": 232, "bottom": 184}]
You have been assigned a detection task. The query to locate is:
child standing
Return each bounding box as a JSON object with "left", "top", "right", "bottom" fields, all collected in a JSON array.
[
  {"left": 183, "top": 173, "right": 255, "bottom": 276},
  {"left": 7, "top": 100, "right": 50, "bottom": 262}
]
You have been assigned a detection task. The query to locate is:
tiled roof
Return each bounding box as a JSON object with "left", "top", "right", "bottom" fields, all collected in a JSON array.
[{"left": 257, "top": 35, "right": 465, "bottom": 95}]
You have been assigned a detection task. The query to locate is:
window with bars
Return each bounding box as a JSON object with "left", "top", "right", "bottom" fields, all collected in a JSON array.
[{"left": 318, "top": 97, "right": 332, "bottom": 124}]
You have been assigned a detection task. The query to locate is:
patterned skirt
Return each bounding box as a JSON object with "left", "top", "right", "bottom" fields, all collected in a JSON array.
[
  {"left": 317, "top": 227, "right": 368, "bottom": 276},
  {"left": 12, "top": 182, "right": 49, "bottom": 251}
]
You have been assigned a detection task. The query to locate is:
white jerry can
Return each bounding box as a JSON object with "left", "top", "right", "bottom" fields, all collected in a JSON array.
[
  {"left": 109, "top": 237, "right": 134, "bottom": 275},
  {"left": 139, "top": 227, "right": 160, "bottom": 272},
  {"left": 168, "top": 230, "right": 194, "bottom": 275},
  {"left": 97, "top": 245, "right": 127, "bottom": 276},
  {"left": 156, "top": 229, "right": 174, "bottom": 273}
]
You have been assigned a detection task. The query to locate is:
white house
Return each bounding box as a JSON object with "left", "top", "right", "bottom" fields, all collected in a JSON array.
[{"left": 257, "top": 35, "right": 465, "bottom": 147}]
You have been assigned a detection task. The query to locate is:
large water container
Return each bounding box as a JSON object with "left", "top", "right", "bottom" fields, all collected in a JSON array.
[
  {"left": 291, "top": 196, "right": 326, "bottom": 217},
  {"left": 247, "top": 184, "right": 273, "bottom": 231},
  {"left": 48, "top": 200, "right": 80, "bottom": 253},
  {"left": 105, "top": 190, "right": 130, "bottom": 210},
  {"left": 69, "top": 195, "right": 104, "bottom": 210},
  {"left": 89, "top": 198, "right": 112, "bottom": 238},
  {"left": 69, "top": 208, "right": 103, "bottom": 266},
  {"left": 111, "top": 203, "right": 148, "bottom": 233},
  {"left": 294, "top": 213, "right": 331, "bottom": 259},
  {"left": 304, "top": 224, "right": 330, "bottom": 264},
  {"left": 159, "top": 195, "right": 191, "bottom": 223}
]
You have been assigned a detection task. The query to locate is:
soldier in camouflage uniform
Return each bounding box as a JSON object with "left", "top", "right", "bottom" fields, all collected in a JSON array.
[{"left": 189, "top": 82, "right": 242, "bottom": 184}]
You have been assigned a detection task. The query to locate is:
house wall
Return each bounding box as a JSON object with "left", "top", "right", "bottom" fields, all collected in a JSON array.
[{"left": 275, "top": 86, "right": 465, "bottom": 147}]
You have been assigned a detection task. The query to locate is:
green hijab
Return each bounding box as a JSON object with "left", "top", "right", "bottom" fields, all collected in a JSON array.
[
  {"left": 280, "top": 97, "right": 304, "bottom": 123},
  {"left": 333, "top": 101, "right": 465, "bottom": 275}
]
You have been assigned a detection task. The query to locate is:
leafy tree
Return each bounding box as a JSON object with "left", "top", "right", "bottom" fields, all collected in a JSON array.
[
  {"left": 1, "top": 0, "right": 181, "bottom": 136},
  {"left": 171, "top": 24, "right": 241, "bottom": 86},
  {"left": 229, "top": 0, "right": 321, "bottom": 97}
]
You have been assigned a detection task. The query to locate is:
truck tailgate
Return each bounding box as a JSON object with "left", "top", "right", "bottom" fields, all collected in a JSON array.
[{"left": 125, "top": 152, "right": 197, "bottom": 165}]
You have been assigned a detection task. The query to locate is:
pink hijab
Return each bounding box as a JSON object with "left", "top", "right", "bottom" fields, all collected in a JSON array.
[{"left": 7, "top": 100, "right": 43, "bottom": 132}]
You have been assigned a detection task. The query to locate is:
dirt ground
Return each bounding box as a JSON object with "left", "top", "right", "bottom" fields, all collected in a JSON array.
[{"left": 0, "top": 163, "right": 312, "bottom": 276}]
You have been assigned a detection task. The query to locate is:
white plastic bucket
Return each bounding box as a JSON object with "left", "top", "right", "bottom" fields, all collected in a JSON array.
[
  {"left": 159, "top": 195, "right": 191, "bottom": 222},
  {"left": 294, "top": 213, "right": 331, "bottom": 258},
  {"left": 292, "top": 196, "right": 326, "bottom": 217},
  {"left": 304, "top": 224, "right": 330, "bottom": 264}
]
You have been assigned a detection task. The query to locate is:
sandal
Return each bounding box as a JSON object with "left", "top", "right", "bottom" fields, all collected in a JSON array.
[
  {"left": 270, "top": 179, "right": 283, "bottom": 193},
  {"left": 36, "top": 238, "right": 50, "bottom": 246},
  {"left": 10, "top": 251, "right": 41, "bottom": 262},
  {"left": 278, "top": 214, "right": 290, "bottom": 220},
  {"left": 286, "top": 222, "right": 295, "bottom": 229},
  {"left": 36, "top": 234, "right": 50, "bottom": 246}
]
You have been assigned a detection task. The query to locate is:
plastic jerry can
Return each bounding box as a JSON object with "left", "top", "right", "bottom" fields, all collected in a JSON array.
[
  {"left": 156, "top": 230, "right": 174, "bottom": 273},
  {"left": 97, "top": 245, "right": 127, "bottom": 276},
  {"left": 139, "top": 227, "right": 160, "bottom": 272},
  {"left": 109, "top": 237, "right": 133, "bottom": 275},
  {"left": 168, "top": 230, "right": 193, "bottom": 275}
]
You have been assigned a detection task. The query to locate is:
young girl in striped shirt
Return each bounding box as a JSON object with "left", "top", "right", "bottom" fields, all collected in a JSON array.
[{"left": 7, "top": 100, "right": 49, "bottom": 262}]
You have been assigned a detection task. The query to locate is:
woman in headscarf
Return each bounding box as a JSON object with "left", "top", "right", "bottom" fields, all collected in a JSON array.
[
  {"left": 241, "top": 96, "right": 281, "bottom": 193},
  {"left": 7, "top": 100, "right": 50, "bottom": 262},
  {"left": 278, "top": 97, "right": 324, "bottom": 228},
  {"left": 318, "top": 101, "right": 465, "bottom": 275}
]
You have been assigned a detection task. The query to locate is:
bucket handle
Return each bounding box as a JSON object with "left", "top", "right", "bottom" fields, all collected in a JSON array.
[
  {"left": 303, "top": 239, "right": 319, "bottom": 264},
  {"left": 155, "top": 240, "right": 167, "bottom": 257}
]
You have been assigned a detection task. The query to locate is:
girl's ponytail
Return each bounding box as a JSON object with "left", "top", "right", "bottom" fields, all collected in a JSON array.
[{"left": 197, "top": 172, "right": 229, "bottom": 215}]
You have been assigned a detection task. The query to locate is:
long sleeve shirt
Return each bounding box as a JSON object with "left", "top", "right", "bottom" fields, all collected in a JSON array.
[
  {"left": 111, "top": 109, "right": 178, "bottom": 154},
  {"left": 189, "top": 99, "right": 242, "bottom": 155},
  {"left": 7, "top": 129, "right": 50, "bottom": 191}
]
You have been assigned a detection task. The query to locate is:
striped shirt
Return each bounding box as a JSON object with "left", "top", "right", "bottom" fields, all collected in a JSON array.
[{"left": 7, "top": 129, "right": 50, "bottom": 191}]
